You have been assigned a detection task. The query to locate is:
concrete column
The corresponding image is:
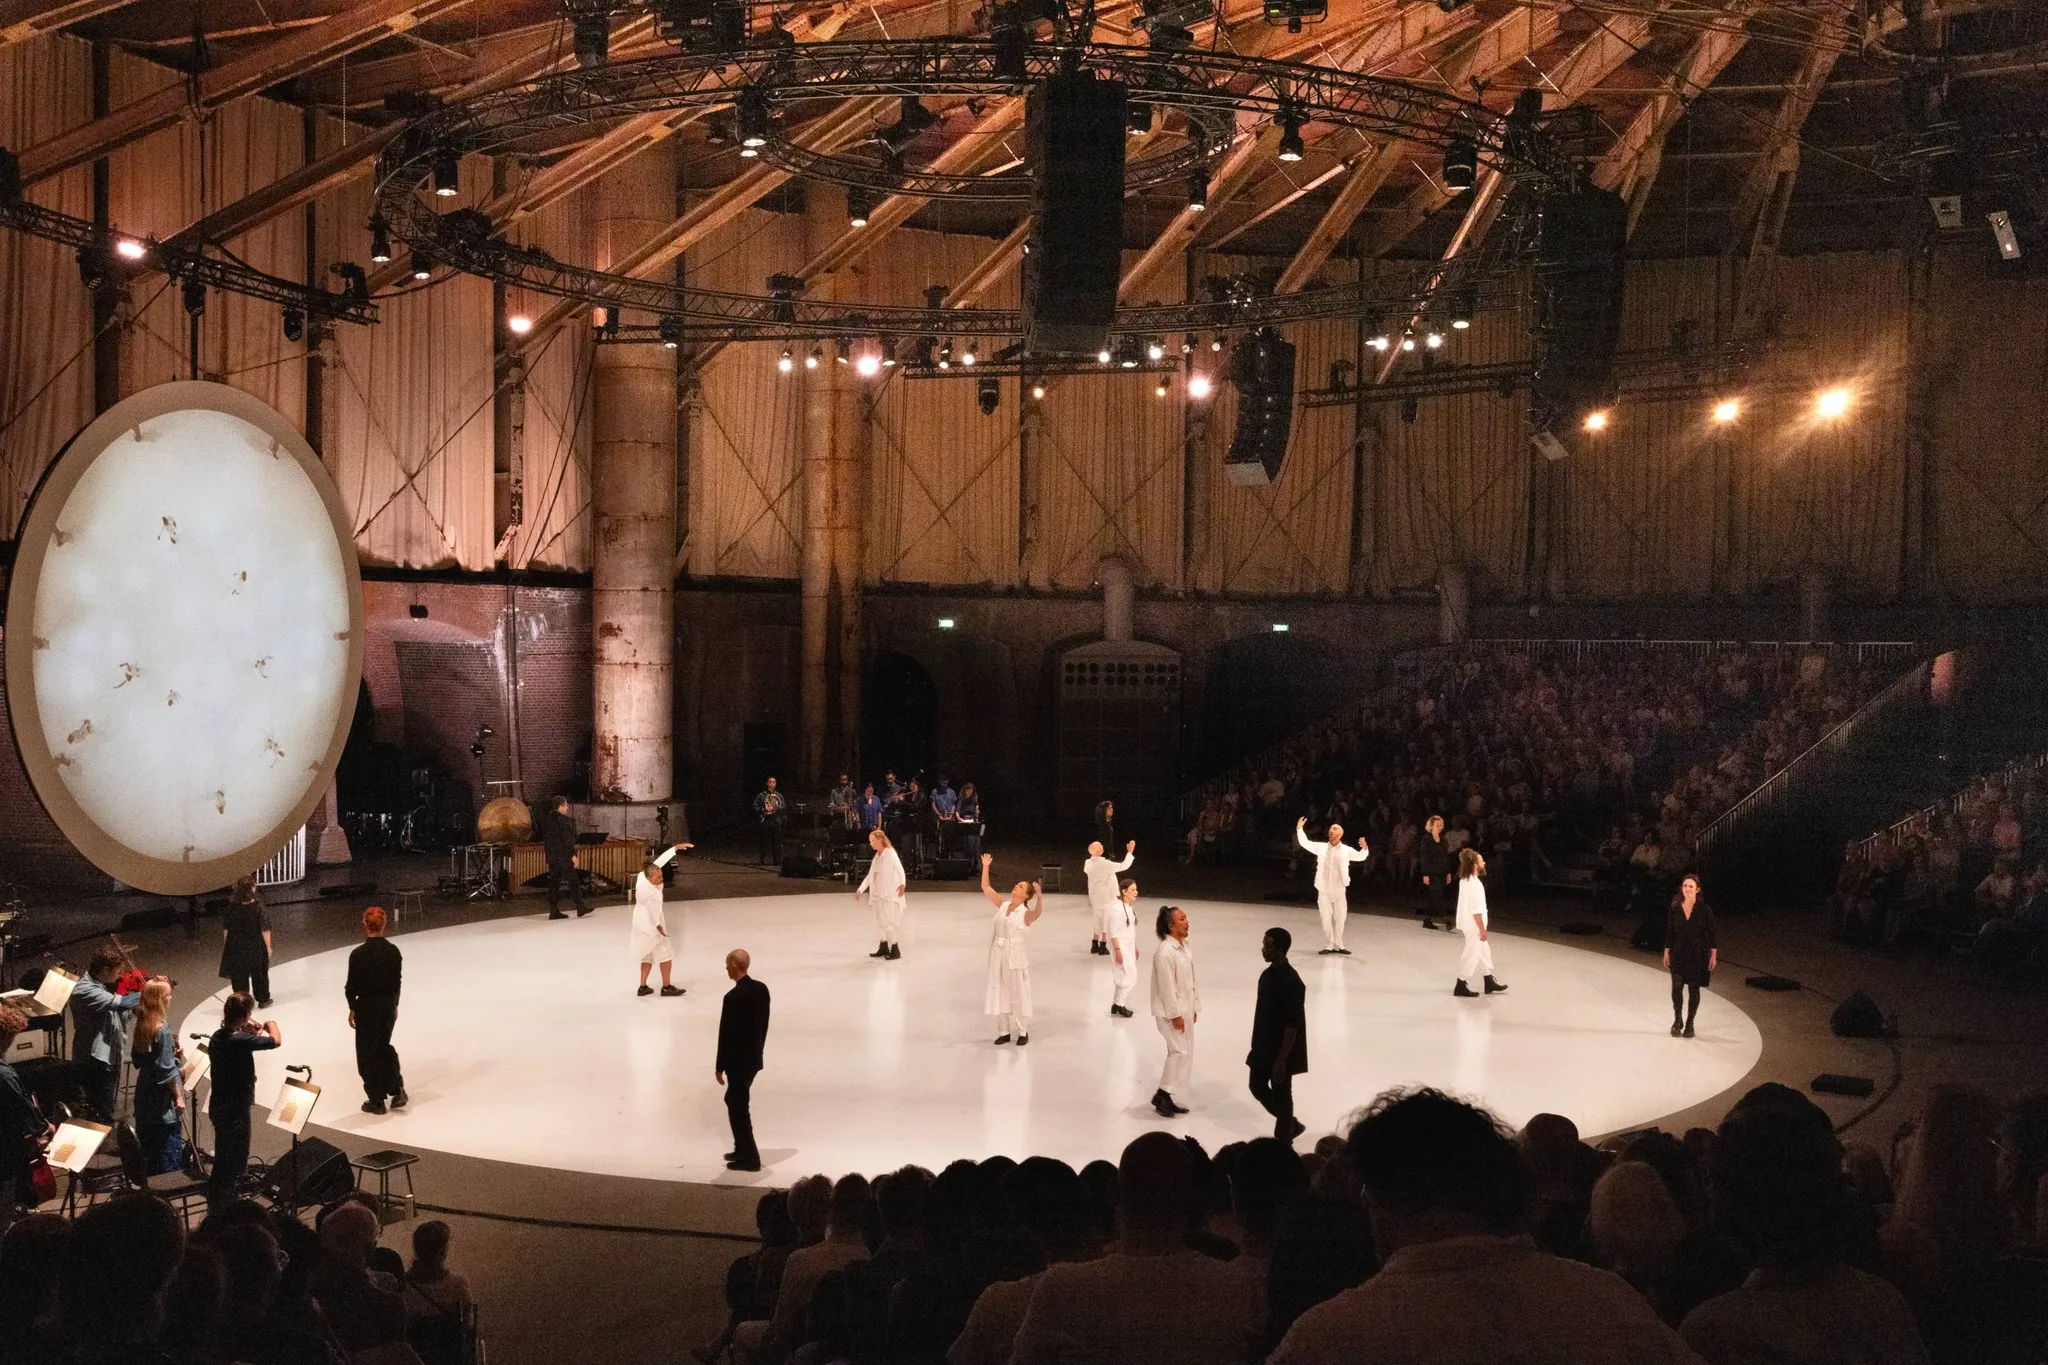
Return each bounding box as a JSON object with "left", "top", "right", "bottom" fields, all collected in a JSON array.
[
  {"left": 590, "top": 145, "right": 678, "bottom": 802},
  {"left": 800, "top": 185, "right": 865, "bottom": 787}
]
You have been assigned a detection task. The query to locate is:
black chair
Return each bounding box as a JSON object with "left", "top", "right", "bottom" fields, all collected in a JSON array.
[{"left": 112, "top": 1120, "right": 209, "bottom": 1224}]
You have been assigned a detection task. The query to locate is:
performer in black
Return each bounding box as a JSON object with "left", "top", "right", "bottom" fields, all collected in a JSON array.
[
  {"left": 754, "top": 777, "right": 787, "bottom": 866},
  {"left": 1247, "top": 927, "right": 1308, "bottom": 1143},
  {"left": 716, "top": 949, "right": 771, "bottom": 1172},
  {"left": 1094, "top": 799, "right": 1117, "bottom": 852},
  {"left": 219, "top": 876, "right": 274, "bottom": 1006},
  {"left": 206, "top": 992, "right": 281, "bottom": 1211},
  {"left": 1418, "top": 813, "right": 1452, "bottom": 931},
  {"left": 541, "top": 795, "right": 590, "bottom": 920},
  {"left": 1663, "top": 873, "right": 1718, "bottom": 1039},
  {"left": 346, "top": 906, "right": 407, "bottom": 1113}
]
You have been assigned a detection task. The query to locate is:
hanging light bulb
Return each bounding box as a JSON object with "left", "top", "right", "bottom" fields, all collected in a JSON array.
[
  {"left": 432, "top": 155, "right": 460, "bottom": 197},
  {"left": 806, "top": 347, "right": 821, "bottom": 369},
  {"left": 778, "top": 346, "right": 794, "bottom": 373},
  {"left": 1146, "top": 340, "right": 1165, "bottom": 361},
  {"left": 1187, "top": 373, "right": 1213, "bottom": 400},
  {"left": 368, "top": 217, "right": 392, "bottom": 264}
]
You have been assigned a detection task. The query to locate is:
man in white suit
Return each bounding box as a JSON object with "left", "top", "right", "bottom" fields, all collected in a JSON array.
[
  {"left": 1296, "top": 817, "right": 1370, "bottom": 955},
  {"left": 856, "top": 828, "right": 908, "bottom": 960},
  {"left": 1083, "top": 839, "right": 1136, "bottom": 955},
  {"left": 1150, "top": 905, "right": 1199, "bottom": 1117}
]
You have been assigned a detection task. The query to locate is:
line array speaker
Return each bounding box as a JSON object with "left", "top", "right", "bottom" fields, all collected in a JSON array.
[
  {"left": 1023, "top": 74, "right": 1127, "bottom": 356},
  {"left": 1530, "top": 187, "right": 1628, "bottom": 448},
  {"left": 1225, "top": 327, "right": 1296, "bottom": 485}
]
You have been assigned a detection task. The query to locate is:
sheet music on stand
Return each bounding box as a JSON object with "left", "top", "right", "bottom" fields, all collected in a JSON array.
[
  {"left": 181, "top": 1047, "right": 210, "bottom": 1090},
  {"left": 267, "top": 1078, "right": 320, "bottom": 1135},
  {"left": 32, "top": 965, "right": 77, "bottom": 1015},
  {"left": 45, "top": 1119, "right": 111, "bottom": 1172}
]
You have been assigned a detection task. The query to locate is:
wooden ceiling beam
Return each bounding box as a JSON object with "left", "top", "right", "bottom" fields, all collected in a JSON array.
[
  {"left": 17, "top": 0, "right": 477, "bottom": 185},
  {"left": 1722, "top": 33, "right": 1840, "bottom": 253},
  {"left": 1594, "top": 8, "right": 1756, "bottom": 235},
  {"left": 1119, "top": 122, "right": 1275, "bottom": 302},
  {"left": 949, "top": 215, "right": 1031, "bottom": 308},
  {"left": 0, "top": 0, "right": 136, "bottom": 46}
]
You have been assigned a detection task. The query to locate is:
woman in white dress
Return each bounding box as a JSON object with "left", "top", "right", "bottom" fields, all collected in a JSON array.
[
  {"left": 857, "top": 829, "right": 908, "bottom": 960},
  {"left": 1453, "top": 847, "right": 1508, "bottom": 998},
  {"left": 980, "top": 853, "right": 1043, "bottom": 1045},
  {"left": 631, "top": 842, "right": 692, "bottom": 998}
]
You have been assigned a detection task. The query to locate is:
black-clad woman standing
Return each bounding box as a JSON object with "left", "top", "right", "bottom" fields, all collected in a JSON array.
[
  {"left": 1664, "top": 873, "right": 1718, "bottom": 1038},
  {"left": 219, "top": 876, "right": 273, "bottom": 1008}
]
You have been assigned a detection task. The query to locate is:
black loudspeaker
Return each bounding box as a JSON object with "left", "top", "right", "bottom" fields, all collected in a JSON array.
[
  {"left": 1023, "top": 74, "right": 1126, "bottom": 356},
  {"left": 1811, "top": 1073, "right": 1877, "bottom": 1098},
  {"left": 1744, "top": 973, "right": 1802, "bottom": 992},
  {"left": 1829, "top": 989, "right": 1891, "bottom": 1038},
  {"left": 779, "top": 853, "right": 824, "bottom": 879},
  {"left": 934, "top": 856, "right": 975, "bottom": 881},
  {"left": 262, "top": 1137, "right": 354, "bottom": 1206},
  {"left": 1530, "top": 187, "right": 1627, "bottom": 445},
  {"left": 1225, "top": 328, "right": 1297, "bottom": 485}
]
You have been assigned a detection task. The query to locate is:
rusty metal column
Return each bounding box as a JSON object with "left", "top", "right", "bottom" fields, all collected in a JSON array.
[
  {"left": 589, "top": 145, "right": 678, "bottom": 802},
  {"left": 799, "top": 185, "right": 866, "bottom": 787}
]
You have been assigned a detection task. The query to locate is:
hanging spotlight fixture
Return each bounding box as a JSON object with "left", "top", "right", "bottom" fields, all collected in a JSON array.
[
  {"left": 410, "top": 248, "right": 434, "bottom": 282},
  {"left": 1146, "top": 340, "right": 1165, "bottom": 362},
  {"left": 1276, "top": 103, "right": 1305, "bottom": 162},
  {"left": 778, "top": 346, "right": 794, "bottom": 373},
  {"left": 806, "top": 346, "right": 821, "bottom": 369},
  {"left": 1441, "top": 136, "right": 1479, "bottom": 191},
  {"left": 368, "top": 216, "right": 392, "bottom": 264},
  {"left": 847, "top": 188, "right": 876, "bottom": 228},
  {"left": 659, "top": 316, "right": 684, "bottom": 349},
  {"left": 1187, "top": 172, "right": 1208, "bottom": 212},
  {"left": 573, "top": 16, "right": 609, "bottom": 69},
  {"left": 432, "top": 154, "right": 460, "bottom": 197},
  {"left": 737, "top": 86, "right": 771, "bottom": 151},
  {"left": 1450, "top": 286, "right": 1476, "bottom": 330},
  {"left": 977, "top": 374, "right": 1000, "bottom": 414}
]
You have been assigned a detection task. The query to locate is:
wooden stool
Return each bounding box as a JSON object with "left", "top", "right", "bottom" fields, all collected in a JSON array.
[
  {"left": 350, "top": 1148, "right": 420, "bottom": 1224},
  {"left": 392, "top": 889, "right": 427, "bottom": 924},
  {"left": 1038, "top": 864, "right": 1063, "bottom": 893}
]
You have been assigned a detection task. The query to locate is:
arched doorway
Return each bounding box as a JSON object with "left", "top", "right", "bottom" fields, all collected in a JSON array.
[{"left": 864, "top": 650, "right": 938, "bottom": 781}]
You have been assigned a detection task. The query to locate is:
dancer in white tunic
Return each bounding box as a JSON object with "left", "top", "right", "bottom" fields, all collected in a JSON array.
[
  {"left": 1453, "top": 847, "right": 1508, "bottom": 998},
  {"left": 1295, "top": 817, "right": 1371, "bottom": 955},
  {"left": 1107, "top": 877, "right": 1142, "bottom": 1018},
  {"left": 1083, "top": 839, "right": 1136, "bottom": 954},
  {"left": 630, "top": 843, "right": 692, "bottom": 997},
  {"left": 856, "top": 829, "right": 908, "bottom": 960},
  {"left": 980, "top": 853, "right": 1043, "bottom": 1045},
  {"left": 1150, "top": 904, "right": 1199, "bottom": 1117}
]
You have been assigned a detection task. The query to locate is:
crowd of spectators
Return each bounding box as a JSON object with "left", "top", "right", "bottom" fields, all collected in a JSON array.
[
  {"left": 1183, "top": 644, "right": 1885, "bottom": 899},
  {"left": 678, "top": 1079, "right": 2045, "bottom": 1365},
  {"left": 1831, "top": 756, "right": 2048, "bottom": 973},
  {"left": 0, "top": 1195, "right": 475, "bottom": 1365}
]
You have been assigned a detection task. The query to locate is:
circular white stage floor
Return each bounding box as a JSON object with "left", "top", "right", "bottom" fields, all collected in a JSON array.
[{"left": 180, "top": 892, "right": 1761, "bottom": 1183}]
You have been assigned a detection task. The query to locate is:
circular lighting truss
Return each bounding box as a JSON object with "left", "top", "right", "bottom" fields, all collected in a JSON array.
[
  {"left": 375, "top": 39, "right": 1567, "bottom": 342},
  {"left": 5, "top": 382, "right": 364, "bottom": 895}
]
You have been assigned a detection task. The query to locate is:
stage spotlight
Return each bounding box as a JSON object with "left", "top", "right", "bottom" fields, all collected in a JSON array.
[
  {"left": 1211, "top": 337, "right": 1224, "bottom": 351},
  {"left": 1098, "top": 348, "right": 1113, "bottom": 365},
  {"left": 1187, "top": 372, "right": 1213, "bottom": 400},
  {"left": 1989, "top": 208, "right": 2021, "bottom": 260},
  {"left": 574, "top": 15, "right": 609, "bottom": 68},
  {"left": 1711, "top": 398, "right": 1740, "bottom": 424},
  {"left": 113, "top": 236, "right": 147, "bottom": 261},
  {"left": 368, "top": 216, "right": 392, "bottom": 263},
  {"left": 597, "top": 306, "right": 619, "bottom": 339},
  {"left": 855, "top": 352, "right": 882, "bottom": 377},
  {"left": 1030, "top": 381, "right": 1046, "bottom": 400},
  {"left": 182, "top": 278, "right": 207, "bottom": 316},
  {"left": 281, "top": 306, "right": 305, "bottom": 344},
  {"left": 1815, "top": 387, "right": 1851, "bottom": 419},
  {"left": 410, "top": 249, "right": 434, "bottom": 281},
  {"left": 1442, "top": 136, "right": 1478, "bottom": 192},
  {"left": 1146, "top": 340, "right": 1165, "bottom": 361},
  {"left": 978, "top": 375, "right": 1000, "bottom": 414},
  {"left": 961, "top": 342, "right": 978, "bottom": 367},
  {"left": 778, "top": 347, "right": 794, "bottom": 373},
  {"left": 506, "top": 314, "right": 533, "bottom": 336},
  {"left": 659, "top": 316, "right": 684, "bottom": 349},
  {"left": 737, "top": 87, "right": 771, "bottom": 149},
  {"left": 432, "top": 154, "right": 460, "bottom": 197},
  {"left": 1116, "top": 336, "right": 1142, "bottom": 368},
  {"left": 938, "top": 341, "right": 953, "bottom": 369},
  {"left": 806, "top": 346, "right": 822, "bottom": 369},
  {"left": 1127, "top": 102, "right": 1153, "bottom": 136},
  {"left": 1400, "top": 333, "right": 1416, "bottom": 352},
  {"left": 1276, "top": 107, "right": 1305, "bottom": 162},
  {"left": 1450, "top": 286, "right": 1475, "bottom": 329},
  {"left": 1425, "top": 330, "right": 1443, "bottom": 349},
  {"left": 1187, "top": 173, "right": 1208, "bottom": 211},
  {"left": 847, "top": 188, "right": 876, "bottom": 228},
  {"left": 1582, "top": 409, "right": 1610, "bottom": 433},
  {"left": 1154, "top": 379, "right": 1170, "bottom": 397}
]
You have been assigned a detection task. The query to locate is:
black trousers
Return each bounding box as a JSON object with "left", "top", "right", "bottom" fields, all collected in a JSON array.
[
  {"left": 758, "top": 820, "right": 783, "bottom": 865},
  {"left": 724, "top": 1068, "right": 760, "bottom": 1163},
  {"left": 353, "top": 1002, "right": 405, "bottom": 1102},
  {"left": 1423, "top": 876, "right": 1447, "bottom": 919},
  {"left": 81, "top": 1059, "right": 119, "bottom": 1124},
  {"left": 1248, "top": 1066, "right": 1295, "bottom": 1138},
  {"left": 230, "top": 958, "right": 271, "bottom": 1005},
  {"left": 547, "top": 865, "right": 589, "bottom": 915},
  {"left": 209, "top": 1107, "right": 251, "bottom": 1209},
  {"left": 1670, "top": 976, "right": 1702, "bottom": 1025}
]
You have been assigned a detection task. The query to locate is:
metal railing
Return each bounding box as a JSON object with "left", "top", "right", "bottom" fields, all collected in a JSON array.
[
  {"left": 255, "top": 826, "right": 308, "bottom": 888},
  {"left": 1693, "top": 656, "right": 1933, "bottom": 858},
  {"left": 1847, "top": 749, "right": 2048, "bottom": 859}
]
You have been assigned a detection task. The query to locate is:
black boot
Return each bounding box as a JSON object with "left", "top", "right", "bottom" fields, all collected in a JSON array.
[
  {"left": 887, "top": 944, "right": 901, "bottom": 960},
  {"left": 1152, "top": 1089, "right": 1178, "bottom": 1118},
  {"left": 1484, "top": 976, "right": 1508, "bottom": 994},
  {"left": 1682, "top": 1020, "right": 1695, "bottom": 1038},
  {"left": 1670, "top": 1021, "right": 1684, "bottom": 1037},
  {"left": 870, "top": 941, "right": 890, "bottom": 958},
  {"left": 1454, "top": 979, "right": 1479, "bottom": 997}
]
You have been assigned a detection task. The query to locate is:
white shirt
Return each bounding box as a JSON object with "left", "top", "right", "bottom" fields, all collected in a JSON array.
[
  {"left": 990, "top": 900, "right": 1031, "bottom": 970},
  {"left": 1297, "top": 826, "right": 1370, "bottom": 892},
  {"left": 1456, "top": 875, "right": 1488, "bottom": 931},
  {"left": 1083, "top": 851, "right": 1134, "bottom": 911},
  {"left": 1151, "top": 935, "right": 1199, "bottom": 1020},
  {"left": 858, "top": 846, "right": 906, "bottom": 902},
  {"left": 1108, "top": 895, "right": 1139, "bottom": 942}
]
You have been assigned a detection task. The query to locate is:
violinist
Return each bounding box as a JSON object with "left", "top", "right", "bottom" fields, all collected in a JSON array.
[
  {"left": 207, "top": 992, "right": 281, "bottom": 1210},
  {"left": 68, "top": 948, "right": 151, "bottom": 1122}
]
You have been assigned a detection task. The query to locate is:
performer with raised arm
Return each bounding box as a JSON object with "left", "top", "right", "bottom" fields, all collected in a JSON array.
[
  {"left": 1295, "top": 816, "right": 1370, "bottom": 956},
  {"left": 1453, "top": 847, "right": 1508, "bottom": 998},
  {"left": 1083, "top": 838, "right": 1136, "bottom": 956},
  {"left": 1107, "top": 878, "right": 1142, "bottom": 1018},
  {"left": 631, "top": 841, "right": 694, "bottom": 998},
  {"left": 857, "top": 829, "right": 908, "bottom": 961},
  {"left": 1149, "top": 905, "right": 1199, "bottom": 1117},
  {"left": 980, "top": 854, "right": 1043, "bottom": 1046}
]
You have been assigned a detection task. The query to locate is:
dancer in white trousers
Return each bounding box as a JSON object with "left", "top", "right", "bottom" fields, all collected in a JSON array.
[
  {"left": 1107, "top": 877, "right": 1141, "bottom": 1017},
  {"left": 629, "top": 842, "right": 692, "bottom": 997},
  {"left": 1295, "top": 817, "right": 1371, "bottom": 955},
  {"left": 856, "top": 829, "right": 908, "bottom": 960},
  {"left": 1453, "top": 847, "right": 1508, "bottom": 998},
  {"left": 1083, "top": 839, "right": 1136, "bottom": 954},
  {"left": 980, "top": 854, "right": 1043, "bottom": 1045},
  {"left": 1149, "top": 904, "right": 1199, "bottom": 1117}
]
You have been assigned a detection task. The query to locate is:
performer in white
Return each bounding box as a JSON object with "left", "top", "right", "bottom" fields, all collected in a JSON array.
[
  {"left": 980, "top": 853, "right": 1043, "bottom": 1045},
  {"left": 1295, "top": 816, "right": 1371, "bottom": 955},
  {"left": 630, "top": 842, "right": 693, "bottom": 998},
  {"left": 1453, "top": 847, "right": 1509, "bottom": 998},
  {"left": 856, "top": 829, "right": 908, "bottom": 960},
  {"left": 1083, "top": 838, "right": 1136, "bottom": 955},
  {"left": 1149, "top": 904, "right": 1199, "bottom": 1117},
  {"left": 1107, "top": 877, "right": 1142, "bottom": 1018}
]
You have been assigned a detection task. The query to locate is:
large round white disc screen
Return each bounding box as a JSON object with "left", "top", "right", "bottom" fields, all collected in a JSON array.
[{"left": 7, "top": 384, "right": 362, "bottom": 894}]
